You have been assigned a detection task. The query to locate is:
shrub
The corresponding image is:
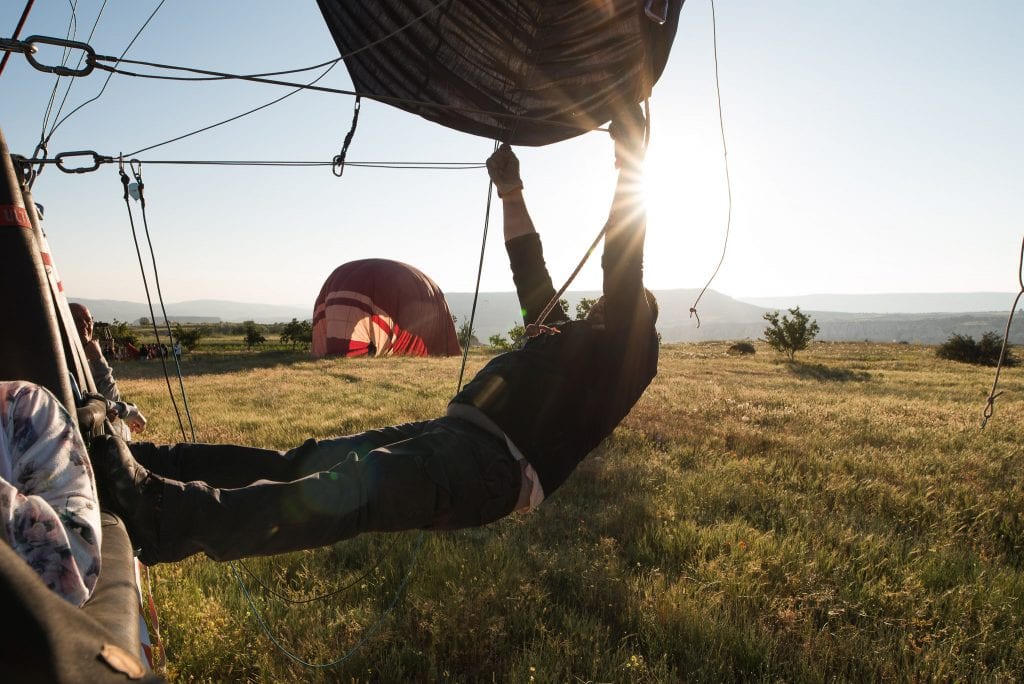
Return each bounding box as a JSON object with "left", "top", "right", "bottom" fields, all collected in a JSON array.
[
  {"left": 172, "top": 323, "right": 206, "bottom": 352},
  {"left": 728, "top": 341, "right": 756, "bottom": 355},
  {"left": 936, "top": 332, "right": 1017, "bottom": 366},
  {"left": 488, "top": 333, "right": 511, "bottom": 351},
  {"left": 762, "top": 307, "right": 820, "bottom": 361}
]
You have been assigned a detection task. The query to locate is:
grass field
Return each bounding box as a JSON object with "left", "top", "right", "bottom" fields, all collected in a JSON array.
[{"left": 112, "top": 340, "right": 1024, "bottom": 682}]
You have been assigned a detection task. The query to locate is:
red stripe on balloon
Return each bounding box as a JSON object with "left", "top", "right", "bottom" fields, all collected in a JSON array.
[{"left": 0, "top": 205, "right": 30, "bottom": 229}]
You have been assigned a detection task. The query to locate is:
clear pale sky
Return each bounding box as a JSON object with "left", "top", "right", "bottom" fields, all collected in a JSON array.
[{"left": 1, "top": 1, "right": 1021, "bottom": 309}]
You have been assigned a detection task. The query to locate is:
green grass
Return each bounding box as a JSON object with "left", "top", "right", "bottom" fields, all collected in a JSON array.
[{"left": 113, "top": 341, "right": 1024, "bottom": 681}]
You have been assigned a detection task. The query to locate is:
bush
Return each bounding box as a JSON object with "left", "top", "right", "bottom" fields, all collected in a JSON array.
[
  {"left": 172, "top": 323, "right": 206, "bottom": 352},
  {"left": 728, "top": 341, "right": 756, "bottom": 355},
  {"left": 936, "top": 332, "right": 1017, "bottom": 366},
  {"left": 762, "top": 307, "right": 820, "bottom": 361},
  {"left": 488, "top": 334, "right": 512, "bottom": 351}
]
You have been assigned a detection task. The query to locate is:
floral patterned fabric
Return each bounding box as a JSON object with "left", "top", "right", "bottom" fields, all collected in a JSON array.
[{"left": 0, "top": 381, "right": 102, "bottom": 606}]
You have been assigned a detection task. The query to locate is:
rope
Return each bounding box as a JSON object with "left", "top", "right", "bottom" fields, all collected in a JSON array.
[
  {"left": 457, "top": 140, "right": 500, "bottom": 390},
  {"left": 229, "top": 532, "right": 425, "bottom": 669},
  {"left": 234, "top": 534, "right": 403, "bottom": 605},
  {"left": 332, "top": 96, "right": 362, "bottom": 177},
  {"left": 981, "top": 235, "right": 1024, "bottom": 430},
  {"left": 525, "top": 97, "right": 653, "bottom": 338},
  {"left": 238, "top": 135, "right": 499, "bottom": 665},
  {"left": 527, "top": 222, "right": 608, "bottom": 337},
  {"left": 0, "top": 0, "right": 36, "bottom": 76},
  {"left": 688, "top": 0, "right": 732, "bottom": 328}
]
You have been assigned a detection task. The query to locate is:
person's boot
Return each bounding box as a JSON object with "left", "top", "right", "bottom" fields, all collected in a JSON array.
[{"left": 88, "top": 434, "right": 163, "bottom": 564}]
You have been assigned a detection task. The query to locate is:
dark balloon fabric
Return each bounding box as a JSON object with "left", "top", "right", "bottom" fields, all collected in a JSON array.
[
  {"left": 312, "top": 259, "right": 461, "bottom": 358},
  {"left": 317, "top": 0, "right": 684, "bottom": 146}
]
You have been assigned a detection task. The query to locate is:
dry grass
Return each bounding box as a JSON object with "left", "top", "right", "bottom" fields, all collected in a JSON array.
[{"left": 113, "top": 341, "right": 1024, "bottom": 681}]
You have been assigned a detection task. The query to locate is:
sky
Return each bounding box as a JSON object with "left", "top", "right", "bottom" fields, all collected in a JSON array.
[{"left": 1, "top": 1, "right": 1021, "bottom": 310}]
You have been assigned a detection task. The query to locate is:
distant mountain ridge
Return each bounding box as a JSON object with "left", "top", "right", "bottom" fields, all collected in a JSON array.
[
  {"left": 73, "top": 291, "right": 1022, "bottom": 345},
  {"left": 72, "top": 299, "right": 310, "bottom": 325},
  {"left": 739, "top": 292, "right": 1017, "bottom": 314}
]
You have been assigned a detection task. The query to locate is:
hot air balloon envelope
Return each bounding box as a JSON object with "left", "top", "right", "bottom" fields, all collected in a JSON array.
[
  {"left": 317, "top": 0, "right": 685, "bottom": 146},
  {"left": 312, "top": 259, "right": 461, "bottom": 357}
]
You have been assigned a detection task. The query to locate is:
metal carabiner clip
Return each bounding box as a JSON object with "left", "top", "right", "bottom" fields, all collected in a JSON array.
[
  {"left": 23, "top": 35, "right": 95, "bottom": 77},
  {"left": 55, "top": 151, "right": 109, "bottom": 174},
  {"left": 645, "top": 0, "right": 669, "bottom": 25}
]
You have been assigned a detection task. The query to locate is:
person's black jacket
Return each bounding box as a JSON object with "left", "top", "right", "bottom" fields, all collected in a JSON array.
[{"left": 450, "top": 193, "right": 658, "bottom": 497}]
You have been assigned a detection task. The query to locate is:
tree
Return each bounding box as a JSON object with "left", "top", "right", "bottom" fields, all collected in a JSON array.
[
  {"left": 762, "top": 307, "right": 819, "bottom": 361},
  {"left": 109, "top": 319, "right": 139, "bottom": 348},
  {"left": 575, "top": 297, "right": 598, "bottom": 321},
  {"left": 279, "top": 318, "right": 312, "bottom": 349},
  {"left": 488, "top": 333, "right": 512, "bottom": 350},
  {"left": 507, "top": 322, "right": 527, "bottom": 348},
  {"left": 243, "top": 321, "right": 266, "bottom": 349},
  {"left": 456, "top": 317, "right": 479, "bottom": 349},
  {"left": 297, "top": 320, "right": 313, "bottom": 348},
  {"left": 173, "top": 323, "right": 205, "bottom": 352}
]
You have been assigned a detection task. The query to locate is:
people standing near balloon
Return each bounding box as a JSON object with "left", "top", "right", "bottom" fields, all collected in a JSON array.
[
  {"left": 89, "top": 105, "right": 658, "bottom": 565},
  {"left": 69, "top": 303, "right": 147, "bottom": 438}
]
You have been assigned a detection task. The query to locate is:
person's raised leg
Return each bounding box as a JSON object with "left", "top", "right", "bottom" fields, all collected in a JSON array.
[
  {"left": 128, "top": 441, "right": 295, "bottom": 487},
  {"left": 358, "top": 417, "right": 521, "bottom": 534}
]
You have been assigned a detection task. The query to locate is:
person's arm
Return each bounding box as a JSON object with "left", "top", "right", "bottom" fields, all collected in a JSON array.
[
  {"left": 601, "top": 106, "right": 652, "bottom": 331},
  {"left": 488, "top": 145, "right": 564, "bottom": 326},
  {"left": 84, "top": 341, "right": 122, "bottom": 403}
]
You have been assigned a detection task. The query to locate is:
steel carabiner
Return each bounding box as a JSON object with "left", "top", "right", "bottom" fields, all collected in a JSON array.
[
  {"left": 23, "top": 35, "right": 95, "bottom": 77},
  {"left": 55, "top": 151, "right": 110, "bottom": 174}
]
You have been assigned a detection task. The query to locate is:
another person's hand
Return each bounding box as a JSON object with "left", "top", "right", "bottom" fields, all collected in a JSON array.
[
  {"left": 122, "top": 404, "right": 147, "bottom": 433},
  {"left": 83, "top": 338, "right": 103, "bottom": 362},
  {"left": 609, "top": 103, "right": 646, "bottom": 170},
  {"left": 486, "top": 143, "right": 523, "bottom": 197}
]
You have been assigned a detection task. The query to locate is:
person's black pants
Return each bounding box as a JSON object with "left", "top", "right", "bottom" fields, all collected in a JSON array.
[{"left": 128, "top": 418, "right": 521, "bottom": 563}]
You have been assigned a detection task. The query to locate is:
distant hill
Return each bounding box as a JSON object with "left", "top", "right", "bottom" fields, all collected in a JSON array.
[
  {"left": 739, "top": 292, "right": 1018, "bottom": 314},
  {"left": 74, "top": 291, "right": 1022, "bottom": 345},
  {"left": 72, "top": 299, "right": 309, "bottom": 325},
  {"left": 447, "top": 290, "right": 1023, "bottom": 345}
]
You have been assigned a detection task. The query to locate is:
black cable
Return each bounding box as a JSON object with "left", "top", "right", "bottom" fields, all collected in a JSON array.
[
  {"left": 46, "top": 0, "right": 109, "bottom": 144},
  {"left": 43, "top": 0, "right": 167, "bottom": 147},
  {"left": 689, "top": 0, "right": 733, "bottom": 327},
  {"left": 91, "top": 57, "right": 602, "bottom": 139},
  {"left": 123, "top": 58, "right": 341, "bottom": 157},
  {"left": 38, "top": 0, "right": 79, "bottom": 147},
  {"left": 129, "top": 161, "right": 197, "bottom": 441},
  {"left": 88, "top": 57, "right": 342, "bottom": 83},
  {"left": 118, "top": 165, "right": 189, "bottom": 441},
  {"left": 235, "top": 534, "right": 404, "bottom": 605},
  {"left": 25, "top": 156, "right": 484, "bottom": 169},
  {"left": 108, "top": 0, "right": 457, "bottom": 159},
  {"left": 457, "top": 140, "right": 499, "bottom": 392}
]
